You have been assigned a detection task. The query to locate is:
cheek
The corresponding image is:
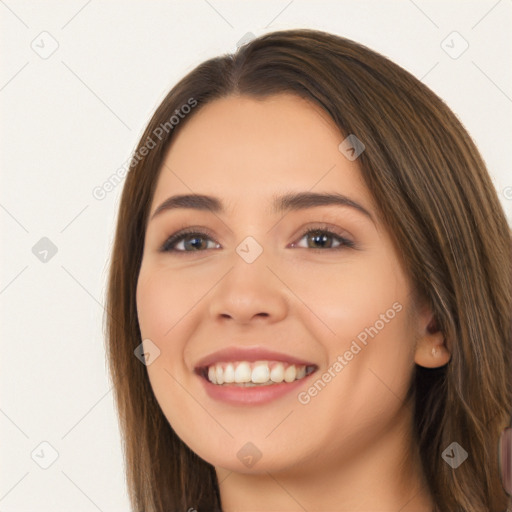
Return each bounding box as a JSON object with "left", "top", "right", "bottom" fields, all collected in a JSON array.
[
  {"left": 296, "top": 300, "right": 415, "bottom": 459},
  {"left": 136, "top": 266, "right": 186, "bottom": 340},
  {"left": 136, "top": 267, "right": 202, "bottom": 441},
  {"left": 282, "top": 252, "right": 405, "bottom": 342},
  {"left": 290, "top": 250, "right": 415, "bottom": 398}
]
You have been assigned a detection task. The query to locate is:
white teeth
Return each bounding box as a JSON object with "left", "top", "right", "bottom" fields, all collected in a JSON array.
[
  {"left": 234, "top": 361, "right": 251, "bottom": 383},
  {"left": 251, "top": 361, "right": 270, "bottom": 383},
  {"left": 215, "top": 365, "right": 224, "bottom": 385},
  {"left": 283, "top": 365, "right": 296, "bottom": 383},
  {"left": 204, "top": 360, "right": 313, "bottom": 386},
  {"left": 270, "top": 363, "right": 284, "bottom": 383},
  {"left": 224, "top": 363, "right": 235, "bottom": 383}
]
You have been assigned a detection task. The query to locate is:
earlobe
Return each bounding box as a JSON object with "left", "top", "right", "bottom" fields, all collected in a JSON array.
[
  {"left": 414, "top": 308, "right": 451, "bottom": 368},
  {"left": 413, "top": 310, "right": 451, "bottom": 368},
  {"left": 414, "top": 337, "right": 451, "bottom": 369}
]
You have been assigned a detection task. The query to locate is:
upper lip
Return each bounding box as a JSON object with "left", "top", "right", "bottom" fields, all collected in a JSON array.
[{"left": 194, "top": 346, "right": 317, "bottom": 369}]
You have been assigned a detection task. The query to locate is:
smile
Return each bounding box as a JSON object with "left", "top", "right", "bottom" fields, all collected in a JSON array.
[{"left": 193, "top": 346, "right": 319, "bottom": 405}]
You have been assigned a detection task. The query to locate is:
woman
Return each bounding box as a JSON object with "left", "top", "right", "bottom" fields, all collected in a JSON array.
[{"left": 104, "top": 28, "right": 512, "bottom": 511}]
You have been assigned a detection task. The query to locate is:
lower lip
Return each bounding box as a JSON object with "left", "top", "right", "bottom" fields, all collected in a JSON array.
[{"left": 198, "top": 372, "right": 317, "bottom": 406}]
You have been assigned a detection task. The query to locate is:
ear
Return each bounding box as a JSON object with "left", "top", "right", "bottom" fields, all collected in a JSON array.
[{"left": 413, "top": 301, "right": 451, "bottom": 369}]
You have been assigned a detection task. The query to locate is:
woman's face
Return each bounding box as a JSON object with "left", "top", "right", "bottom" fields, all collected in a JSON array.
[{"left": 136, "top": 93, "right": 437, "bottom": 475}]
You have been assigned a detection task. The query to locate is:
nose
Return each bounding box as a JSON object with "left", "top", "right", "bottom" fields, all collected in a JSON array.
[{"left": 207, "top": 253, "right": 289, "bottom": 325}]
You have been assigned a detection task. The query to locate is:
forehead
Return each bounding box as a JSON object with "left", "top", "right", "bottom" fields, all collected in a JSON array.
[{"left": 152, "top": 93, "right": 374, "bottom": 215}]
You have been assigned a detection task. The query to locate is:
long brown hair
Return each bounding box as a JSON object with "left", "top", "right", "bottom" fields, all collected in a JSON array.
[{"left": 104, "top": 28, "right": 512, "bottom": 511}]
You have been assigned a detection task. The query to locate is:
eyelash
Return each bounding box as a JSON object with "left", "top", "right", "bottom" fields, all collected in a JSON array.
[{"left": 159, "top": 224, "right": 356, "bottom": 254}]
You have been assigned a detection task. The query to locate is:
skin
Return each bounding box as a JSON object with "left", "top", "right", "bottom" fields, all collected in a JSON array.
[{"left": 136, "top": 93, "right": 451, "bottom": 511}]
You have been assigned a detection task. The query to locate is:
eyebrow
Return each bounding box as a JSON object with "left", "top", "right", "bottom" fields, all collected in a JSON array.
[{"left": 150, "top": 192, "right": 375, "bottom": 224}]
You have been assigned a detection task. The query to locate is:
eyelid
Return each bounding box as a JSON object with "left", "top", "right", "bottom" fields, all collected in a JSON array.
[{"left": 290, "top": 222, "right": 353, "bottom": 245}]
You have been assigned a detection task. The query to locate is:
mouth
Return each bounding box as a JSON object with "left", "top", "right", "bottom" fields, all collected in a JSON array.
[
  {"left": 196, "top": 360, "right": 318, "bottom": 387},
  {"left": 194, "top": 359, "right": 319, "bottom": 406},
  {"left": 193, "top": 346, "right": 319, "bottom": 405}
]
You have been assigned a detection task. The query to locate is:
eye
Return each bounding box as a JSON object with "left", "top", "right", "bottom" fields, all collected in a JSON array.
[
  {"left": 291, "top": 227, "right": 355, "bottom": 251},
  {"left": 159, "top": 227, "right": 220, "bottom": 253},
  {"left": 159, "top": 224, "right": 356, "bottom": 254}
]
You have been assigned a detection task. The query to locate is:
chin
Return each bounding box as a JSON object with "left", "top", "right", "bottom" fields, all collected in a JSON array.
[{"left": 184, "top": 435, "right": 304, "bottom": 474}]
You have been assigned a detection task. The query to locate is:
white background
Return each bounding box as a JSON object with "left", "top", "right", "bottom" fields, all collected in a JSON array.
[{"left": 1, "top": 1, "right": 511, "bottom": 510}]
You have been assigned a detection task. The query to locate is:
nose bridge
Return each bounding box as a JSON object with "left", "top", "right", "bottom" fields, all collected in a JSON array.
[
  {"left": 235, "top": 233, "right": 267, "bottom": 265},
  {"left": 208, "top": 236, "right": 288, "bottom": 323}
]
